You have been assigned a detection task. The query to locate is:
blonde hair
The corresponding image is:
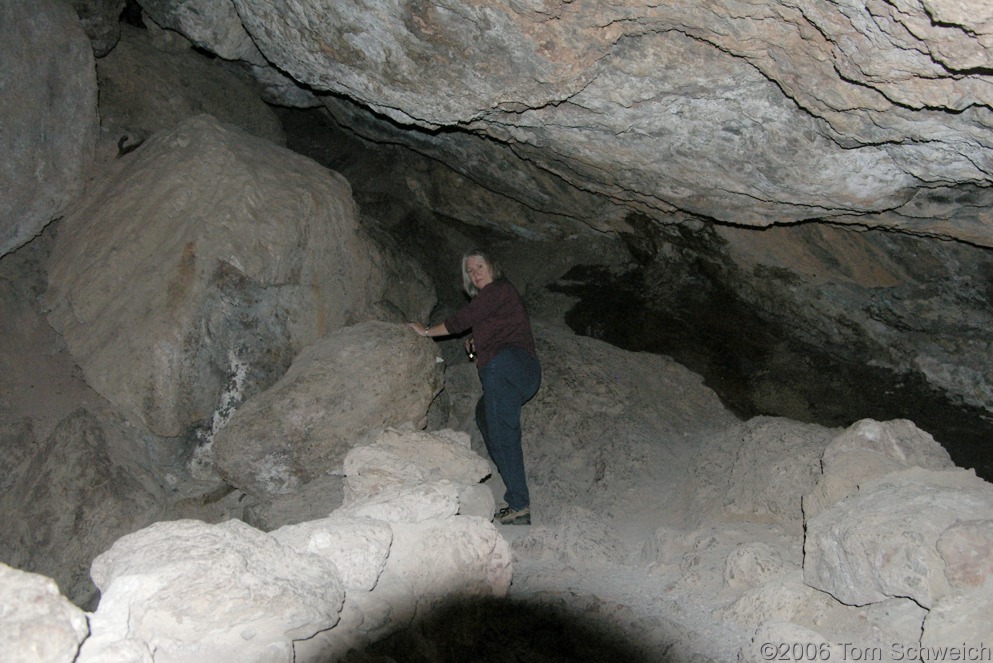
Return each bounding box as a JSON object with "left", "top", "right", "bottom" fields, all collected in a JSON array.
[{"left": 460, "top": 248, "right": 502, "bottom": 297}]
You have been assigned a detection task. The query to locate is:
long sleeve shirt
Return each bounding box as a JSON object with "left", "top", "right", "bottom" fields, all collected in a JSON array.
[{"left": 444, "top": 279, "right": 537, "bottom": 369}]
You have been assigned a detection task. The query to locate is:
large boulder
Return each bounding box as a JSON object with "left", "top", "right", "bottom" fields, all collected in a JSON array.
[
  {"left": 803, "top": 467, "right": 993, "bottom": 608},
  {"left": 342, "top": 427, "right": 491, "bottom": 511},
  {"left": 212, "top": 322, "right": 445, "bottom": 496},
  {"left": 45, "top": 115, "right": 421, "bottom": 438},
  {"left": 803, "top": 418, "right": 956, "bottom": 519},
  {"left": 272, "top": 516, "right": 393, "bottom": 592},
  {"left": 77, "top": 519, "right": 344, "bottom": 663},
  {"left": 0, "top": 0, "right": 97, "bottom": 258},
  {"left": 0, "top": 409, "right": 165, "bottom": 609}
]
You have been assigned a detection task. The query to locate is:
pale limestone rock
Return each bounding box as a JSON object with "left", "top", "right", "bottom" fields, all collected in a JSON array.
[
  {"left": 342, "top": 427, "right": 491, "bottom": 503},
  {"left": 803, "top": 468, "right": 993, "bottom": 608},
  {"left": 803, "top": 418, "right": 955, "bottom": 519},
  {"left": 525, "top": 322, "right": 738, "bottom": 518},
  {"left": 79, "top": 519, "right": 344, "bottom": 663},
  {"left": 733, "top": 584, "right": 926, "bottom": 660},
  {"left": 0, "top": 563, "right": 89, "bottom": 663},
  {"left": 295, "top": 496, "right": 512, "bottom": 660},
  {"left": 739, "top": 622, "right": 834, "bottom": 663},
  {"left": 70, "top": 423, "right": 514, "bottom": 663},
  {"left": 513, "top": 505, "right": 630, "bottom": 566},
  {"left": 212, "top": 322, "right": 444, "bottom": 496},
  {"left": 386, "top": 517, "right": 513, "bottom": 601},
  {"left": 723, "top": 541, "right": 796, "bottom": 590},
  {"left": 293, "top": 569, "right": 420, "bottom": 663},
  {"left": 921, "top": 581, "right": 993, "bottom": 653},
  {"left": 716, "top": 571, "right": 828, "bottom": 628},
  {"left": 335, "top": 480, "right": 462, "bottom": 524},
  {"left": 936, "top": 520, "right": 993, "bottom": 591},
  {"left": 639, "top": 525, "right": 695, "bottom": 567},
  {"left": 272, "top": 516, "right": 392, "bottom": 592},
  {"left": 692, "top": 417, "right": 836, "bottom": 533},
  {"left": 456, "top": 483, "right": 498, "bottom": 520}
]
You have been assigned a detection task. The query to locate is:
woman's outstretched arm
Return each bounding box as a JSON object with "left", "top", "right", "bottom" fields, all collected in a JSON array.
[{"left": 407, "top": 321, "right": 450, "bottom": 338}]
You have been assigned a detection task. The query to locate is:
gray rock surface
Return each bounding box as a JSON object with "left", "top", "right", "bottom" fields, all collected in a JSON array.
[
  {"left": 139, "top": 0, "right": 264, "bottom": 65},
  {"left": 212, "top": 322, "right": 444, "bottom": 496},
  {"left": 69, "top": 0, "right": 126, "bottom": 56},
  {"left": 94, "top": 24, "right": 286, "bottom": 161},
  {"left": 0, "top": 0, "right": 97, "bottom": 258},
  {"left": 520, "top": 322, "right": 739, "bottom": 519},
  {"left": 342, "top": 427, "right": 491, "bottom": 508},
  {"left": 335, "top": 479, "right": 462, "bottom": 524},
  {"left": 921, "top": 582, "right": 993, "bottom": 653},
  {"left": 692, "top": 416, "right": 838, "bottom": 533},
  {"left": 137, "top": 0, "right": 318, "bottom": 107},
  {"left": 0, "top": 409, "right": 165, "bottom": 608},
  {"left": 272, "top": 516, "right": 392, "bottom": 592}
]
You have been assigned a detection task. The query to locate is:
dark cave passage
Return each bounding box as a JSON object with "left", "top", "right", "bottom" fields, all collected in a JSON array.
[{"left": 551, "top": 265, "right": 993, "bottom": 482}]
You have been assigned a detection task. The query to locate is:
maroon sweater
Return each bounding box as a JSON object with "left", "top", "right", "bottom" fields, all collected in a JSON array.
[{"left": 444, "top": 279, "right": 537, "bottom": 369}]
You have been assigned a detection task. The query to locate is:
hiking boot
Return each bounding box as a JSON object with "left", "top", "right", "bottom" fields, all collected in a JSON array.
[{"left": 494, "top": 505, "right": 531, "bottom": 525}]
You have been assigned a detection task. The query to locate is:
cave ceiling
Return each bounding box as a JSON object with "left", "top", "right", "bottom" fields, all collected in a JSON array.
[{"left": 137, "top": 0, "right": 993, "bottom": 245}]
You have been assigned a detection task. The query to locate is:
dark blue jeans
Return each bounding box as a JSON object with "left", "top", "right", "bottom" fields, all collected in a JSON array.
[{"left": 475, "top": 347, "right": 542, "bottom": 511}]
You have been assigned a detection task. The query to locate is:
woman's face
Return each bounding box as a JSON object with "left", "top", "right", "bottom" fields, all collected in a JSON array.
[{"left": 465, "top": 255, "right": 494, "bottom": 290}]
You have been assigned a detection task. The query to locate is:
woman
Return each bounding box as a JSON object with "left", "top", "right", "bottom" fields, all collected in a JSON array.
[{"left": 408, "top": 249, "right": 541, "bottom": 525}]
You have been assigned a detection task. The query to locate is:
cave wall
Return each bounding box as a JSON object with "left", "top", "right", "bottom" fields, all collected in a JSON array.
[
  {"left": 3, "top": 1, "right": 993, "bottom": 420},
  {"left": 197, "top": 0, "right": 993, "bottom": 243}
]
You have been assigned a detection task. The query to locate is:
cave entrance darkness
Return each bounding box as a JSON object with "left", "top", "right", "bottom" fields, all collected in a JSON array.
[{"left": 550, "top": 264, "right": 993, "bottom": 482}]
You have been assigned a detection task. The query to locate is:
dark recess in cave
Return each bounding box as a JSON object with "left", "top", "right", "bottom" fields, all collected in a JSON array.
[{"left": 551, "top": 264, "right": 993, "bottom": 482}]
